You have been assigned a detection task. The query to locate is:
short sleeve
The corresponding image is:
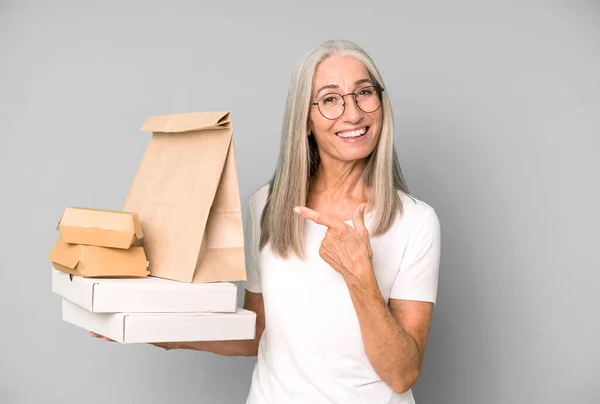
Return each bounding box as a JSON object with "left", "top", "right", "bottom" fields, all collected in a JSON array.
[
  {"left": 243, "top": 199, "right": 262, "bottom": 293},
  {"left": 390, "top": 208, "right": 441, "bottom": 305}
]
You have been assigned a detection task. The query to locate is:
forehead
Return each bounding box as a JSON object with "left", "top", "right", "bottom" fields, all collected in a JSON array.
[{"left": 313, "top": 55, "right": 370, "bottom": 89}]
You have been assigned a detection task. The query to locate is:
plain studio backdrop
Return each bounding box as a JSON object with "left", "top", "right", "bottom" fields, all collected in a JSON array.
[{"left": 1, "top": 1, "right": 598, "bottom": 403}]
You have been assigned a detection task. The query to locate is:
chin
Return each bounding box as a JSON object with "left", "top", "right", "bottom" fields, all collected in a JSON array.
[{"left": 340, "top": 150, "right": 374, "bottom": 162}]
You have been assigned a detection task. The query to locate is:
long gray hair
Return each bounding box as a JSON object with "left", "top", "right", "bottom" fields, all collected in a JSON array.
[{"left": 259, "top": 39, "right": 408, "bottom": 259}]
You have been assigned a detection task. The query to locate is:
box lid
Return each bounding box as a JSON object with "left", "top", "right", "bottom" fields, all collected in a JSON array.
[
  {"left": 140, "top": 111, "right": 231, "bottom": 133},
  {"left": 58, "top": 207, "right": 143, "bottom": 249},
  {"left": 51, "top": 269, "right": 238, "bottom": 313}
]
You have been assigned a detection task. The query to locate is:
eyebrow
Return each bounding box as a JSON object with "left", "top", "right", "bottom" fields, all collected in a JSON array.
[{"left": 315, "top": 78, "right": 373, "bottom": 97}]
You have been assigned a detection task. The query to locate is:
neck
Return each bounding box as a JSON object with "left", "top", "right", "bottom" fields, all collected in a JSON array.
[{"left": 310, "top": 157, "right": 368, "bottom": 199}]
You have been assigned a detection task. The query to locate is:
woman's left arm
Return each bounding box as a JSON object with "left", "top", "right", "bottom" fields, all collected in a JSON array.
[{"left": 346, "top": 271, "right": 433, "bottom": 394}]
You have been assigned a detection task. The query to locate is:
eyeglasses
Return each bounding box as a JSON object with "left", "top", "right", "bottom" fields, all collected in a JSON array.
[{"left": 311, "top": 85, "right": 384, "bottom": 120}]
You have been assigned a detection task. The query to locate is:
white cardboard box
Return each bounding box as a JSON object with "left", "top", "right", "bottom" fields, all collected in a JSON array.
[
  {"left": 52, "top": 269, "right": 238, "bottom": 313},
  {"left": 61, "top": 299, "right": 256, "bottom": 344}
]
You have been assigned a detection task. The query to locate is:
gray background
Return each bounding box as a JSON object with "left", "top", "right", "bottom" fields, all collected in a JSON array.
[{"left": 1, "top": 0, "right": 598, "bottom": 403}]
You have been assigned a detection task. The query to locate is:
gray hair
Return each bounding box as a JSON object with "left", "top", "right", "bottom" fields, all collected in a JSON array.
[{"left": 259, "top": 39, "right": 409, "bottom": 259}]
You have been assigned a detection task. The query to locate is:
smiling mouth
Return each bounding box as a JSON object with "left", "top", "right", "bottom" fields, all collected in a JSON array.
[{"left": 336, "top": 126, "right": 369, "bottom": 139}]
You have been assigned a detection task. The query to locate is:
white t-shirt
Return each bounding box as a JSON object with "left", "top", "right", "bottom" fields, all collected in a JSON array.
[{"left": 244, "top": 184, "right": 441, "bottom": 404}]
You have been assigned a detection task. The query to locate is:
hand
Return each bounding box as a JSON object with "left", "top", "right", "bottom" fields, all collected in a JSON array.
[
  {"left": 90, "top": 331, "right": 176, "bottom": 350},
  {"left": 293, "top": 203, "right": 374, "bottom": 283},
  {"left": 89, "top": 331, "right": 115, "bottom": 342}
]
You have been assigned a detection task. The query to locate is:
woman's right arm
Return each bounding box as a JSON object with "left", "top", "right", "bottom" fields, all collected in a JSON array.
[{"left": 151, "top": 290, "right": 265, "bottom": 357}]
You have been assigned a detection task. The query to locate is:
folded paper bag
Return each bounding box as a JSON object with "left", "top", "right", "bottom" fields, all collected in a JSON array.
[{"left": 124, "top": 111, "right": 246, "bottom": 283}]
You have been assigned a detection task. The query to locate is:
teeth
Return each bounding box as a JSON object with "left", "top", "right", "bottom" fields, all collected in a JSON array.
[{"left": 337, "top": 127, "right": 367, "bottom": 138}]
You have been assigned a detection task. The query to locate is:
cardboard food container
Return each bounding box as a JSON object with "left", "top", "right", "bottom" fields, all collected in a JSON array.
[
  {"left": 49, "top": 239, "right": 149, "bottom": 278},
  {"left": 61, "top": 299, "right": 256, "bottom": 344},
  {"left": 51, "top": 269, "right": 238, "bottom": 313},
  {"left": 57, "top": 207, "right": 143, "bottom": 249},
  {"left": 124, "top": 111, "right": 247, "bottom": 283}
]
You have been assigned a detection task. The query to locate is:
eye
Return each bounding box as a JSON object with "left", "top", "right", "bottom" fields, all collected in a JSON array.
[
  {"left": 358, "top": 87, "right": 375, "bottom": 97},
  {"left": 321, "top": 94, "right": 341, "bottom": 105}
]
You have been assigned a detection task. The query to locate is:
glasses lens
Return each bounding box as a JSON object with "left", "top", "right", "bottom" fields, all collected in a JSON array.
[
  {"left": 356, "top": 86, "right": 381, "bottom": 113},
  {"left": 318, "top": 93, "right": 344, "bottom": 119}
]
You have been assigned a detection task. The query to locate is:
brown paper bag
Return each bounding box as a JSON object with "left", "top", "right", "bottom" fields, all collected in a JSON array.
[{"left": 123, "top": 111, "right": 246, "bottom": 283}]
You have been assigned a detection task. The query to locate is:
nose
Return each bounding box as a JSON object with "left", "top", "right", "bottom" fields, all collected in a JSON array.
[{"left": 341, "top": 94, "right": 363, "bottom": 123}]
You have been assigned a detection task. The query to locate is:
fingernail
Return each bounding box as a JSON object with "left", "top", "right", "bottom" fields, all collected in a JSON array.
[
  {"left": 360, "top": 204, "right": 366, "bottom": 212},
  {"left": 293, "top": 207, "right": 300, "bottom": 213}
]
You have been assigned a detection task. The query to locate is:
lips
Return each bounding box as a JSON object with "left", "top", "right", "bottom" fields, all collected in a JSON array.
[{"left": 336, "top": 126, "right": 369, "bottom": 138}]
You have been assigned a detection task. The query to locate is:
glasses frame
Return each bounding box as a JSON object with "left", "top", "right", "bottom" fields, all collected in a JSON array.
[{"left": 311, "top": 85, "right": 385, "bottom": 120}]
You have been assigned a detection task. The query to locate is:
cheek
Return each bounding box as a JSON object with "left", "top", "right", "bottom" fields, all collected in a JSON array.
[
  {"left": 372, "top": 110, "right": 383, "bottom": 126},
  {"left": 309, "top": 112, "right": 323, "bottom": 132},
  {"left": 311, "top": 116, "right": 336, "bottom": 137},
  {"left": 369, "top": 112, "right": 383, "bottom": 135}
]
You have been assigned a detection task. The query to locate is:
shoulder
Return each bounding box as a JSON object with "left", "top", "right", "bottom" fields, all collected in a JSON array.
[
  {"left": 393, "top": 190, "right": 440, "bottom": 233},
  {"left": 245, "top": 183, "right": 270, "bottom": 217}
]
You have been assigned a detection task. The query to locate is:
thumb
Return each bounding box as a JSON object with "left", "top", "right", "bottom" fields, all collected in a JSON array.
[{"left": 352, "top": 204, "right": 368, "bottom": 235}]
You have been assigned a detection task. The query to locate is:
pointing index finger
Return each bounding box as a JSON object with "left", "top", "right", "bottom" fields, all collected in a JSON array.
[{"left": 294, "top": 206, "right": 340, "bottom": 229}]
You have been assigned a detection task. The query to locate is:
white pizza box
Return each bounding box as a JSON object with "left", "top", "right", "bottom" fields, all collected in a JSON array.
[
  {"left": 61, "top": 299, "right": 256, "bottom": 344},
  {"left": 52, "top": 268, "right": 238, "bottom": 313}
]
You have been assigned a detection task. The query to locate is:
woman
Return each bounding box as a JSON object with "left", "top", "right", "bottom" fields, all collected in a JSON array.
[{"left": 95, "top": 39, "right": 441, "bottom": 404}]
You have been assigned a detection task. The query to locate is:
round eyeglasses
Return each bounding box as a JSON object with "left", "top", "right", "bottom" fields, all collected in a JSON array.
[{"left": 311, "top": 85, "right": 384, "bottom": 120}]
